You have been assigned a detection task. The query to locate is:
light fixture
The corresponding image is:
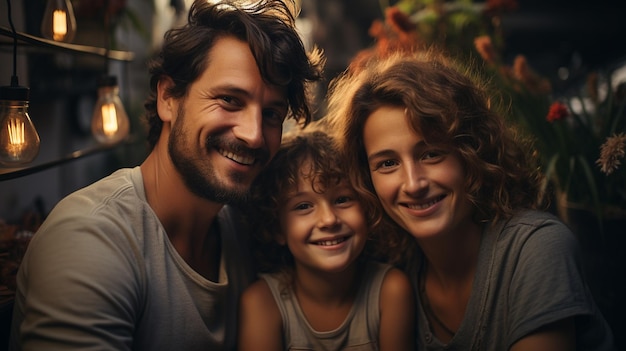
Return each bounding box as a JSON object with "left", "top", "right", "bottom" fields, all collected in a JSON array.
[
  {"left": 0, "top": 0, "right": 40, "bottom": 166},
  {"left": 40, "top": 0, "right": 77, "bottom": 43},
  {"left": 91, "top": 0, "right": 130, "bottom": 145},
  {"left": 91, "top": 75, "right": 129, "bottom": 144}
]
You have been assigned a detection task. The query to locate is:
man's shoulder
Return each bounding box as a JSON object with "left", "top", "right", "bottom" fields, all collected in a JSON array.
[{"left": 41, "top": 167, "right": 148, "bottom": 232}]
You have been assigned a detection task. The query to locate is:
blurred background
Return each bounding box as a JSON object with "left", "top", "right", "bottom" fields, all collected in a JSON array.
[{"left": 1, "top": 0, "right": 625, "bottom": 348}]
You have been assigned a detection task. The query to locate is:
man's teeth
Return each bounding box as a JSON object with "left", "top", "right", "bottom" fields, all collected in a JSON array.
[
  {"left": 315, "top": 237, "right": 347, "bottom": 246},
  {"left": 219, "top": 149, "right": 254, "bottom": 165}
]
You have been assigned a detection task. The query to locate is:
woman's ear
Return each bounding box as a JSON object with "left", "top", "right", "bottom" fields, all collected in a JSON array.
[
  {"left": 276, "top": 231, "right": 287, "bottom": 246},
  {"left": 157, "top": 77, "right": 176, "bottom": 122}
]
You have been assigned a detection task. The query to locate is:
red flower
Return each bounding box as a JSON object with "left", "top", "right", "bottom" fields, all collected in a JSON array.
[
  {"left": 485, "top": 0, "right": 519, "bottom": 15},
  {"left": 546, "top": 102, "right": 570, "bottom": 122}
]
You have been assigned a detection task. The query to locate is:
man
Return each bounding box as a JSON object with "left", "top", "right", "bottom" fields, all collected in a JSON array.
[{"left": 9, "top": 0, "right": 324, "bottom": 350}]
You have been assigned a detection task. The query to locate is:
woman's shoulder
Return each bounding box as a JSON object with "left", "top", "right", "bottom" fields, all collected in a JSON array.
[
  {"left": 498, "top": 209, "right": 572, "bottom": 237},
  {"left": 506, "top": 209, "right": 563, "bottom": 226},
  {"left": 491, "top": 209, "right": 578, "bottom": 256}
]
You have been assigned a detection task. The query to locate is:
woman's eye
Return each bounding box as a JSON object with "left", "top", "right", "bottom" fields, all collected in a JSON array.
[{"left": 376, "top": 159, "right": 398, "bottom": 170}]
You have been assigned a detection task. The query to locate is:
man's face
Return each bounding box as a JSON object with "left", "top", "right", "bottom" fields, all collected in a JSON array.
[{"left": 167, "top": 36, "right": 288, "bottom": 204}]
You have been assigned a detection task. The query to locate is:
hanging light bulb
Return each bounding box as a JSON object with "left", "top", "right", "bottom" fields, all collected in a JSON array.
[
  {"left": 1, "top": 0, "right": 40, "bottom": 166},
  {"left": 0, "top": 85, "right": 40, "bottom": 166},
  {"left": 91, "top": 75, "right": 129, "bottom": 145},
  {"left": 40, "top": 0, "right": 77, "bottom": 43}
]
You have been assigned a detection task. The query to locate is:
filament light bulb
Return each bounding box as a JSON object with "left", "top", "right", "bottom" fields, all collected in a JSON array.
[
  {"left": 0, "top": 86, "right": 40, "bottom": 166},
  {"left": 41, "top": 0, "right": 76, "bottom": 43},
  {"left": 91, "top": 76, "right": 130, "bottom": 144}
]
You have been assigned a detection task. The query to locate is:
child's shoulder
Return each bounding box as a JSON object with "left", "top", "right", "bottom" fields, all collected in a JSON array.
[
  {"left": 241, "top": 276, "right": 276, "bottom": 306},
  {"left": 240, "top": 276, "right": 282, "bottom": 324},
  {"left": 380, "top": 266, "right": 413, "bottom": 299}
]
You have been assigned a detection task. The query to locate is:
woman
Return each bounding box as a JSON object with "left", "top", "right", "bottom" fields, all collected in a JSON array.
[{"left": 325, "top": 49, "right": 615, "bottom": 350}]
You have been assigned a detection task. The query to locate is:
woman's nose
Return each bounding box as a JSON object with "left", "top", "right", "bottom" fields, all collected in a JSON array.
[{"left": 402, "top": 163, "right": 428, "bottom": 196}]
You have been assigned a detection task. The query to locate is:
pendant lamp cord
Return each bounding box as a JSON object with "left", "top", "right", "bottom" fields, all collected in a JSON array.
[
  {"left": 103, "top": 0, "right": 110, "bottom": 75},
  {"left": 6, "top": 0, "right": 19, "bottom": 87}
]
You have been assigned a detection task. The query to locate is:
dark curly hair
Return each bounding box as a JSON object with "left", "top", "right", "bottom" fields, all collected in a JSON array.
[
  {"left": 143, "top": 0, "right": 324, "bottom": 149},
  {"left": 325, "top": 49, "right": 545, "bottom": 266}
]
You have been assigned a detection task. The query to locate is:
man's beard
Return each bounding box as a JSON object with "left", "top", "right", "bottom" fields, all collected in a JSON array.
[{"left": 168, "top": 106, "right": 264, "bottom": 206}]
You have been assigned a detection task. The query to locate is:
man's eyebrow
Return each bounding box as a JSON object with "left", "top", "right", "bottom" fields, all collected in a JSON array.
[
  {"left": 212, "top": 84, "right": 288, "bottom": 109},
  {"left": 212, "top": 84, "right": 252, "bottom": 98}
]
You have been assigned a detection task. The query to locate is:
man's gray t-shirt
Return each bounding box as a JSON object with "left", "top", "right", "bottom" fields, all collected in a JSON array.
[
  {"left": 10, "top": 166, "right": 255, "bottom": 351},
  {"left": 412, "top": 210, "right": 615, "bottom": 350}
]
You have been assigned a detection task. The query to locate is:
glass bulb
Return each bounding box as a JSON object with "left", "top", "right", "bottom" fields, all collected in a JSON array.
[
  {"left": 0, "top": 99, "right": 40, "bottom": 166},
  {"left": 91, "top": 76, "right": 130, "bottom": 145},
  {"left": 40, "top": 0, "right": 77, "bottom": 43}
]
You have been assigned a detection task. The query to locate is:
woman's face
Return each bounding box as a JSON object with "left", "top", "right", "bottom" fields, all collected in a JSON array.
[{"left": 362, "top": 105, "right": 474, "bottom": 240}]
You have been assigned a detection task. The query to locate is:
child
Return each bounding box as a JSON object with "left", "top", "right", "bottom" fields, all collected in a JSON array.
[{"left": 237, "top": 128, "right": 415, "bottom": 351}]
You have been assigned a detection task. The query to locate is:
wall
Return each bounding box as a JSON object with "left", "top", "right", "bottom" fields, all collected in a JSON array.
[{"left": 0, "top": 0, "right": 157, "bottom": 224}]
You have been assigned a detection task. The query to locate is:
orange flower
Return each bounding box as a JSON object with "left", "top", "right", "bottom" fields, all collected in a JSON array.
[
  {"left": 349, "top": 7, "right": 422, "bottom": 74},
  {"left": 474, "top": 35, "right": 498, "bottom": 65},
  {"left": 513, "top": 55, "right": 552, "bottom": 95},
  {"left": 546, "top": 102, "right": 570, "bottom": 122},
  {"left": 386, "top": 7, "right": 416, "bottom": 35}
]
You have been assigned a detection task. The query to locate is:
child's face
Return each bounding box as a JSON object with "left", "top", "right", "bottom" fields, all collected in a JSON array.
[{"left": 278, "top": 161, "right": 368, "bottom": 274}]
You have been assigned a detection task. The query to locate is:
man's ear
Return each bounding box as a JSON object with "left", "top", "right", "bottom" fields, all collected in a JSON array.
[{"left": 157, "top": 77, "right": 176, "bottom": 122}]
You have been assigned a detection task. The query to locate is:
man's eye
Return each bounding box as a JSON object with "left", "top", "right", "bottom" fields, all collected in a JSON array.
[
  {"left": 219, "top": 96, "right": 241, "bottom": 107},
  {"left": 263, "top": 109, "right": 286, "bottom": 127}
]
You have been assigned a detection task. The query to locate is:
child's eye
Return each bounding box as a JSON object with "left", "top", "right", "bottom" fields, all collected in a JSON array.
[
  {"left": 335, "top": 195, "right": 352, "bottom": 204},
  {"left": 421, "top": 149, "right": 446, "bottom": 162},
  {"left": 294, "top": 203, "right": 312, "bottom": 211}
]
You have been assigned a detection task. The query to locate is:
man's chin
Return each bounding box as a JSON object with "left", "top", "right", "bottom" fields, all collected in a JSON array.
[{"left": 204, "top": 182, "right": 251, "bottom": 205}]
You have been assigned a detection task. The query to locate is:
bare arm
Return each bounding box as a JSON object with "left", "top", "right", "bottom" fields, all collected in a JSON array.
[
  {"left": 378, "top": 268, "right": 416, "bottom": 351},
  {"left": 509, "top": 318, "right": 576, "bottom": 351},
  {"left": 237, "top": 279, "right": 284, "bottom": 351}
]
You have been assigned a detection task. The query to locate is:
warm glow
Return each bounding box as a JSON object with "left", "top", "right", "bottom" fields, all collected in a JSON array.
[
  {"left": 101, "top": 103, "right": 118, "bottom": 136},
  {"left": 52, "top": 10, "right": 68, "bottom": 41},
  {"left": 7, "top": 118, "right": 25, "bottom": 157}
]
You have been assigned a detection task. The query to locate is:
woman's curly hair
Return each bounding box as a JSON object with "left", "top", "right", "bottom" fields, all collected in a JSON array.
[{"left": 324, "top": 48, "right": 545, "bottom": 266}]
